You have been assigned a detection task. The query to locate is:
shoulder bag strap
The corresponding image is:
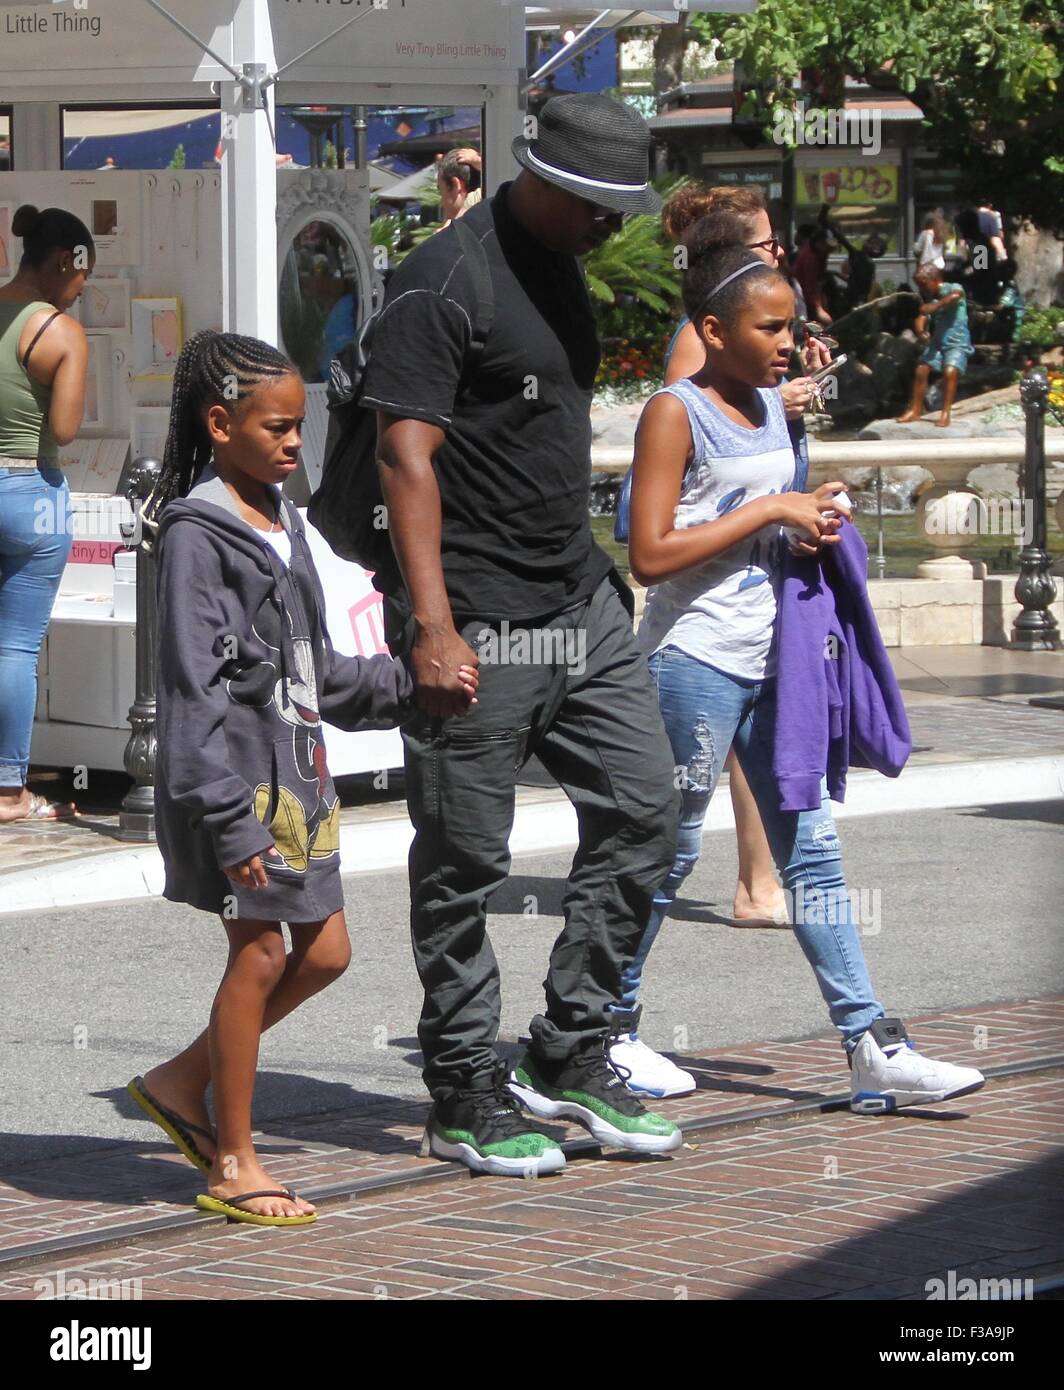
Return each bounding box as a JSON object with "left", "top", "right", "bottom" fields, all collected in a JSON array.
[
  {"left": 21, "top": 308, "right": 63, "bottom": 370},
  {"left": 452, "top": 215, "right": 494, "bottom": 362}
]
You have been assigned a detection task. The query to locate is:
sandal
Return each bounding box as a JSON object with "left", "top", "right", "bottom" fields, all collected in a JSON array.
[
  {"left": 0, "top": 792, "right": 77, "bottom": 824},
  {"left": 127, "top": 1074, "right": 216, "bottom": 1173},
  {"left": 196, "top": 1186, "right": 316, "bottom": 1226}
]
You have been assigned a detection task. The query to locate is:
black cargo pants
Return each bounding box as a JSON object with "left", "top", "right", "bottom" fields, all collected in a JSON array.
[{"left": 385, "top": 572, "right": 679, "bottom": 1100}]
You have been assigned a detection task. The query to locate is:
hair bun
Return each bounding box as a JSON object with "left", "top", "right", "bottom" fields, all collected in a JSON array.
[{"left": 11, "top": 205, "right": 42, "bottom": 239}]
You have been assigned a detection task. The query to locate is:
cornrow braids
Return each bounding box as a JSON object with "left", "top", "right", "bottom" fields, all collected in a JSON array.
[{"left": 143, "top": 330, "right": 295, "bottom": 540}]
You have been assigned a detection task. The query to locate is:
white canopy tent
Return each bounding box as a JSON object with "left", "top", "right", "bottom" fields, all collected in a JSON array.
[
  {"left": 0, "top": 0, "right": 529, "bottom": 776},
  {"left": 1, "top": 1, "right": 757, "bottom": 340},
  {"left": 1, "top": 0, "right": 530, "bottom": 341},
  {"left": 1, "top": 0, "right": 757, "bottom": 778}
]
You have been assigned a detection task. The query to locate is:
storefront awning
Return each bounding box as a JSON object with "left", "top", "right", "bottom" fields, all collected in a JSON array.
[
  {"left": 373, "top": 163, "right": 438, "bottom": 205},
  {"left": 648, "top": 97, "right": 925, "bottom": 132}
]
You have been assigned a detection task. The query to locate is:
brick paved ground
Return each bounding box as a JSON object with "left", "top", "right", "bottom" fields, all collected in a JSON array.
[
  {"left": 904, "top": 697, "right": 1064, "bottom": 762},
  {"left": 1, "top": 998, "right": 1060, "bottom": 1299}
]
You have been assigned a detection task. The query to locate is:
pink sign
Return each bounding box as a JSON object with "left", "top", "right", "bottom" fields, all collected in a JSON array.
[
  {"left": 69, "top": 540, "right": 123, "bottom": 565},
  {"left": 346, "top": 589, "right": 388, "bottom": 658}
]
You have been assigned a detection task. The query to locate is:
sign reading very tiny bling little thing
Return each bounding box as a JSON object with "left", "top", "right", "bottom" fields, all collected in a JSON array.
[{"left": 268, "top": 0, "right": 517, "bottom": 74}]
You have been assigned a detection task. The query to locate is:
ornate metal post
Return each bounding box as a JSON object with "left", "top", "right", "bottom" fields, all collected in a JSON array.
[
  {"left": 116, "top": 457, "right": 161, "bottom": 841},
  {"left": 874, "top": 465, "right": 886, "bottom": 580},
  {"left": 353, "top": 105, "right": 368, "bottom": 171},
  {"left": 1009, "top": 369, "right": 1061, "bottom": 651}
]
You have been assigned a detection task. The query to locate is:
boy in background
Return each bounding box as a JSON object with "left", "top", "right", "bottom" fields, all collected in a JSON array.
[{"left": 896, "top": 264, "right": 973, "bottom": 428}]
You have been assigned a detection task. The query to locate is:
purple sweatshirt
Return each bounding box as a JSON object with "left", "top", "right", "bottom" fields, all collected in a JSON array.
[{"left": 772, "top": 521, "right": 911, "bottom": 811}]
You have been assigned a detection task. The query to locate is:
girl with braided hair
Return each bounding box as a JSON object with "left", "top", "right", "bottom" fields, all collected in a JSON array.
[{"left": 129, "top": 330, "right": 478, "bottom": 1226}]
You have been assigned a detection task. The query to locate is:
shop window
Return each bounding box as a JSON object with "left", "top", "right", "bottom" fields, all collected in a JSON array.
[
  {"left": 0, "top": 108, "right": 11, "bottom": 172},
  {"left": 276, "top": 103, "right": 482, "bottom": 177},
  {"left": 795, "top": 163, "right": 902, "bottom": 254},
  {"left": 61, "top": 105, "right": 220, "bottom": 171},
  {"left": 912, "top": 158, "right": 966, "bottom": 259}
]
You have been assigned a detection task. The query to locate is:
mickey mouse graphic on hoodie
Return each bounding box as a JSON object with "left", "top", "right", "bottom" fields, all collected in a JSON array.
[{"left": 153, "top": 462, "right": 415, "bottom": 922}]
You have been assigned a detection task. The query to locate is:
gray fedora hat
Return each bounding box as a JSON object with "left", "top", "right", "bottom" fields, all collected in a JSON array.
[{"left": 512, "top": 92, "right": 661, "bottom": 216}]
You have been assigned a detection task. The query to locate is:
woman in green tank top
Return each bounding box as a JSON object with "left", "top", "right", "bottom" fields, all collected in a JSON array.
[{"left": 0, "top": 204, "right": 94, "bottom": 823}]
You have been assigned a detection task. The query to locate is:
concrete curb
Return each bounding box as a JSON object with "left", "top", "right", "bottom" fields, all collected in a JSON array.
[{"left": 2, "top": 754, "right": 1061, "bottom": 918}]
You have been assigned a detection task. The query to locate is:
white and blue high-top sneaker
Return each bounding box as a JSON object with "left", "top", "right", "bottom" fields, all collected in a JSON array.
[
  {"left": 849, "top": 1017, "right": 985, "bottom": 1114},
  {"left": 608, "top": 1034, "right": 697, "bottom": 1098}
]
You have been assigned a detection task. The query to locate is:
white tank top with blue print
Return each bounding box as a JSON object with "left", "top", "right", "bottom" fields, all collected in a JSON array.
[{"left": 637, "top": 376, "right": 795, "bottom": 681}]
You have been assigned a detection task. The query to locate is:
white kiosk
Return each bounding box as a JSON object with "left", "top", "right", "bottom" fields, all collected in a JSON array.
[
  {"left": 0, "top": 0, "right": 526, "bottom": 775},
  {"left": 1, "top": 2, "right": 751, "bottom": 778}
]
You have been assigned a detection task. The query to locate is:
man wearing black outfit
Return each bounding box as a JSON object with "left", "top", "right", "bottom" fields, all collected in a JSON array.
[{"left": 362, "top": 94, "right": 681, "bottom": 1176}]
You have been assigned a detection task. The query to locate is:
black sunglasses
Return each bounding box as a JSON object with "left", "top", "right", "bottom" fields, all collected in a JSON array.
[{"left": 587, "top": 202, "right": 628, "bottom": 226}]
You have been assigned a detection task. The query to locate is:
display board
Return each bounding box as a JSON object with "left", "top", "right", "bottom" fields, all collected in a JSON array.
[{"left": 0, "top": 169, "right": 225, "bottom": 465}]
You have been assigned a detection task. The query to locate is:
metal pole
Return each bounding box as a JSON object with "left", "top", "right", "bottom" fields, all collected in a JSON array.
[
  {"left": 142, "top": 0, "right": 246, "bottom": 83},
  {"left": 1009, "top": 368, "right": 1061, "bottom": 650},
  {"left": 116, "top": 458, "right": 161, "bottom": 843},
  {"left": 875, "top": 465, "right": 886, "bottom": 580},
  {"left": 270, "top": 0, "right": 379, "bottom": 80},
  {"left": 353, "top": 106, "right": 368, "bottom": 170},
  {"left": 221, "top": 0, "right": 278, "bottom": 342}
]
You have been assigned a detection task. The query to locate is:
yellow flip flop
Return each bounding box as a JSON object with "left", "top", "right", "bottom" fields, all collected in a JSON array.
[
  {"left": 127, "top": 1075, "right": 215, "bottom": 1173},
  {"left": 196, "top": 1186, "right": 317, "bottom": 1226}
]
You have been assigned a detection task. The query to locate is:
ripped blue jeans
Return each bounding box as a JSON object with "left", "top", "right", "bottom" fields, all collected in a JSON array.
[{"left": 616, "top": 644, "right": 884, "bottom": 1052}]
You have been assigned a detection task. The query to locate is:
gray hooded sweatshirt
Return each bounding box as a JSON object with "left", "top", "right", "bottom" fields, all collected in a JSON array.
[{"left": 154, "top": 463, "right": 414, "bottom": 922}]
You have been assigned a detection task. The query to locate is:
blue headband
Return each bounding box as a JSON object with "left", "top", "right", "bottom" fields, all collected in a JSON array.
[{"left": 695, "top": 260, "right": 767, "bottom": 322}]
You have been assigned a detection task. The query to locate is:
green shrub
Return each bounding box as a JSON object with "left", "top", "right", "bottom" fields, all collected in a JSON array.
[
  {"left": 1020, "top": 307, "right": 1064, "bottom": 349},
  {"left": 583, "top": 211, "right": 680, "bottom": 316}
]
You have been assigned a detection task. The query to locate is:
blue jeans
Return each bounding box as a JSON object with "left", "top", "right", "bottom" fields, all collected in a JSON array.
[
  {"left": 616, "top": 644, "right": 885, "bottom": 1052},
  {"left": 0, "top": 464, "right": 72, "bottom": 788}
]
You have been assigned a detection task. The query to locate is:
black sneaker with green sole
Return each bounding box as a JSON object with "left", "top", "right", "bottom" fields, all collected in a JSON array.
[
  {"left": 508, "top": 1041, "right": 682, "bottom": 1154},
  {"left": 420, "top": 1059, "right": 566, "bottom": 1177}
]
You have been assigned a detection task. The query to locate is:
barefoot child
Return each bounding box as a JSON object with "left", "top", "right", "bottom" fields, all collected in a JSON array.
[
  {"left": 128, "top": 330, "right": 475, "bottom": 1226},
  {"left": 623, "top": 246, "right": 984, "bottom": 1112},
  {"left": 896, "top": 265, "right": 973, "bottom": 427}
]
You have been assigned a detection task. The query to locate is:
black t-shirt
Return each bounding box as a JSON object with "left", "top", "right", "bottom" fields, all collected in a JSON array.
[{"left": 362, "top": 182, "right": 614, "bottom": 621}]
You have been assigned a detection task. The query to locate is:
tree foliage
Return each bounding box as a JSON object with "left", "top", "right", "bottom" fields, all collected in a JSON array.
[
  {"left": 672, "top": 2, "right": 1064, "bottom": 231},
  {"left": 583, "top": 205, "right": 680, "bottom": 314}
]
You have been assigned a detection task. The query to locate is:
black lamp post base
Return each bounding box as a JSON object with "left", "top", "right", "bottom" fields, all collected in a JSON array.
[
  {"left": 115, "top": 807, "right": 155, "bottom": 841},
  {"left": 1007, "top": 635, "right": 1064, "bottom": 652}
]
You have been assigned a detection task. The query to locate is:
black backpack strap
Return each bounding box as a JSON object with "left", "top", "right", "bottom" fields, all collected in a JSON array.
[
  {"left": 21, "top": 309, "right": 63, "bottom": 370},
  {"left": 452, "top": 216, "right": 494, "bottom": 364}
]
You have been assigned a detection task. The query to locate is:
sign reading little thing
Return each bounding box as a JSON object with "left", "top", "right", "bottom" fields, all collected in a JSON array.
[
  {"left": 0, "top": 0, "right": 227, "bottom": 79},
  {"left": 0, "top": 0, "right": 515, "bottom": 82}
]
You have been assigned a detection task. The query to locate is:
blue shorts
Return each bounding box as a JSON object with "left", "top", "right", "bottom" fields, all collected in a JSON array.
[{"left": 920, "top": 344, "right": 973, "bottom": 375}]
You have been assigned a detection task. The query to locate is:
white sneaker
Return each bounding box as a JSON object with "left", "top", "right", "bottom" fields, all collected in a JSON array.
[
  {"left": 849, "top": 1018, "right": 985, "bottom": 1114},
  {"left": 609, "top": 1034, "right": 696, "bottom": 1098}
]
